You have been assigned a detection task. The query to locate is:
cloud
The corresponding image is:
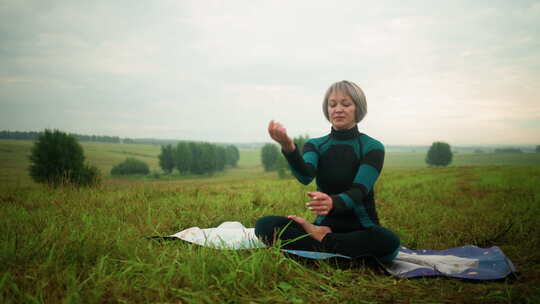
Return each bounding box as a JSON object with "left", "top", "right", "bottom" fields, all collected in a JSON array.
[{"left": 0, "top": 0, "right": 539, "bottom": 144}]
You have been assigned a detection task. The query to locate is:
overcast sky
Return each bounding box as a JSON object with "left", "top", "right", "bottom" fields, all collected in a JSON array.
[{"left": 1, "top": 0, "right": 539, "bottom": 145}]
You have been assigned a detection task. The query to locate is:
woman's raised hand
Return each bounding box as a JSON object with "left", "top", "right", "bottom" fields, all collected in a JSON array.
[
  {"left": 268, "top": 120, "right": 295, "bottom": 153},
  {"left": 306, "top": 192, "right": 333, "bottom": 216}
]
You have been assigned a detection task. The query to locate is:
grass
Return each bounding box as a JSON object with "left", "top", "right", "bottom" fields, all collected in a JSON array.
[{"left": 1, "top": 139, "right": 540, "bottom": 303}]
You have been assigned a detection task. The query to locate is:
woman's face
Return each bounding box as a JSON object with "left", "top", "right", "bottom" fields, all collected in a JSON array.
[{"left": 327, "top": 90, "right": 356, "bottom": 130}]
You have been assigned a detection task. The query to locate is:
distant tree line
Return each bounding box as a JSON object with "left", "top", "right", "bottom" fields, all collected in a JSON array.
[
  {"left": 494, "top": 148, "right": 523, "bottom": 154},
  {"left": 1, "top": 130, "right": 249, "bottom": 149},
  {"left": 1, "top": 130, "right": 121, "bottom": 143},
  {"left": 159, "top": 142, "right": 240, "bottom": 175},
  {"left": 123, "top": 138, "right": 181, "bottom": 146}
]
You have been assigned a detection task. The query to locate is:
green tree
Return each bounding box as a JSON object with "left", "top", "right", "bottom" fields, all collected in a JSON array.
[
  {"left": 261, "top": 143, "right": 280, "bottom": 171},
  {"left": 175, "top": 142, "right": 192, "bottom": 174},
  {"left": 189, "top": 142, "right": 203, "bottom": 174},
  {"left": 111, "top": 158, "right": 150, "bottom": 176},
  {"left": 158, "top": 144, "right": 175, "bottom": 174},
  {"left": 294, "top": 134, "right": 310, "bottom": 152},
  {"left": 276, "top": 154, "right": 289, "bottom": 178},
  {"left": 536, "top": 145, "right": 540, "bottom": 153},
  {"left": 425, "top": 141, "right": 453, "bottom": 167},
  {"left": 199, "top": 143, "right": 217, "bottom": 175},
  {"left": 215, "top": 145, "right": 227, "bottom": 172},
  {"left": 77, "top": 164, "right": 101, "bottom": 186},
  {"left": 188, "top": 142, "right": 217, "bottom": 175},
  {"left": 225, "top": 145, "right": 240, "bottom": 167},
  {"left": 28, "top": 129, "right": 100, "bottom": 187}
]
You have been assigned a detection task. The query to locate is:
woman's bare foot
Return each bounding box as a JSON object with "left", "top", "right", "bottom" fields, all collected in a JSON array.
[{"left": 288, "top": 215, "right": 332, "bottom": 242}]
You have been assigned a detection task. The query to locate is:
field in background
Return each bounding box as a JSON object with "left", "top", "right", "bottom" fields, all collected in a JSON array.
[
  {"left": 0, "top": 140, "right": 268, "bottom": 186},
  {"left": 1, "top": 140, "right": 539, "bottom": 184},
  {"left": 1, "top": 139, "right": 540, "bottom": 303},
  {"left": 384, "top": 151, "right": 540, "bottom": 168}
]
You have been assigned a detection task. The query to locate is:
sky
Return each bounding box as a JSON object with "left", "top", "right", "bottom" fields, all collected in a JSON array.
[{"left": 1, "top": 0, "right": 539, "bottom": 145}]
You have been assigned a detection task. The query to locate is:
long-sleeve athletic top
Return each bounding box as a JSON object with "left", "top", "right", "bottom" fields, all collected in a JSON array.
[{"left": 283, "top": 125, "right": 384, "bottom": 229}]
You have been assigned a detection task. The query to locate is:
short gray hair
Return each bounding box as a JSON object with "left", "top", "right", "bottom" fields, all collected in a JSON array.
[{"left": 322, "top": 80, "right": 367, "bottom": 123}]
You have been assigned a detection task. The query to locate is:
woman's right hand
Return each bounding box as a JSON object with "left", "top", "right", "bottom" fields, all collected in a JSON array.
[
  {"left": 306, "top": 192, "right": 333, "bottom": 216},
  {"left": 268, "top": 120, "right": 295, "bottom": 153}
]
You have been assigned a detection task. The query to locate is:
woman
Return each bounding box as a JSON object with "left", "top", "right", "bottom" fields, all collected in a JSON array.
[{"left": 255, "top": 80, "right": 400, "bottom": 263}]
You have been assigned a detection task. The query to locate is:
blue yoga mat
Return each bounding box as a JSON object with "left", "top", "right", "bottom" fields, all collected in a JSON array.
[{"left": 283, "top": 245, "right": 516, "bottom": 280}]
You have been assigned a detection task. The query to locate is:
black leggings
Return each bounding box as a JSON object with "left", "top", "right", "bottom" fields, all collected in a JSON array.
[{"left": 255, "top": 216, "right": 400, "bottom": 263}]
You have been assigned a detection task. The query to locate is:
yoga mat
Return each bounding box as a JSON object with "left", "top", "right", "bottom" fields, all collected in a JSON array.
[{"left": 161, "top": 221, "right": 516, "bottom": 280}]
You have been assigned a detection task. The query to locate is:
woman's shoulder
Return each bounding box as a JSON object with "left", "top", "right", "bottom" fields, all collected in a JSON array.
[
  {"left": 302, "top": 134, "right": 331, "bottom": 152},
  {"left": 306, "top": 134, "right": 330, "bottom": 146},
  {"left": 359, "top": 133, "right": 385, "bottom": 151}
]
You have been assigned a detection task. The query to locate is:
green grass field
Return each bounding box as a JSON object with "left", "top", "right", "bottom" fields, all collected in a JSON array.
[{"left": 1, "top": 139, "right": 539, "bottom": 303}]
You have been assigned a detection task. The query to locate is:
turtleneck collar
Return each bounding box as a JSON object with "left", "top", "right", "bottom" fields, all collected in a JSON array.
[{"left": 330, "top": 124, "right": 360, "bottom": 140}]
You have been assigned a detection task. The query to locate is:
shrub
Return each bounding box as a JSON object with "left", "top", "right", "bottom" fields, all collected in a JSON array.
[
  {"left": 28, "top": 129, "right": 100, "bottom": 187},
  {"left": 111, "top": 158, "right": 150, "bottom": 176},
  {"left": 425, "top": 141, "right": 453, "bottom": 167},
  {"left": 75, "top": 164, "right": 101, "bottom": 186},
  {"left": 261, "top": 143, "right": 280, "bottom": 171},
  {"left": 152, "top": 171, "right": 161, "bottom": 179},
  {"left": 276, "top": 155, "right": 290, "bottom": 179}
]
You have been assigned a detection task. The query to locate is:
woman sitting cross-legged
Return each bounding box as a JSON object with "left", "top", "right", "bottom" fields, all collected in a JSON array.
[{"left": 255, "top": 80, "right": 400, "bottom": 263}]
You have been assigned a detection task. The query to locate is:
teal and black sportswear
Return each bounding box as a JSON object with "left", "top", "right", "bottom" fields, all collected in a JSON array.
[
  {"left": 284, "top": 124, "right": 383, "bottom": 229},
  {"left": 255, "top": 125, "right": 400, "bottom": 262}
]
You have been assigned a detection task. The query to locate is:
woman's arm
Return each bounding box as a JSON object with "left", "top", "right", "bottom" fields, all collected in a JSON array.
[
  {"left": 282, "top": 141, "right": 318, "bottom": 185},
  {"left": 267, "top": 120, "right": 318, "bottom": 185}
]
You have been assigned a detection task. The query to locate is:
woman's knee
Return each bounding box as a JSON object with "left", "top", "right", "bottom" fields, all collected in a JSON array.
[
  {"left": 372, "top": 226, "right": 400, "bottom": 256},
  {"left": 255, "top": 216, "right": 290, "bottom": 240}
]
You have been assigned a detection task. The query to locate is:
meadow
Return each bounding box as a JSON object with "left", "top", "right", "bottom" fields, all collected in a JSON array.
[{"left": 1, "top": 139, "right": 539, "bottom": 303}]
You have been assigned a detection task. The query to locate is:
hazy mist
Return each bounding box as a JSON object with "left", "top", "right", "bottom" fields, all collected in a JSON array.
[{"left": 1, "top": 1, "right": 539, "bottom": 145}]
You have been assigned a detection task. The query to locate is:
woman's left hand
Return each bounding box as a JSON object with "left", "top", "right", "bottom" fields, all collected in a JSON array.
[{"left": 306, "top": 192, "right": 333, "bottom": 216}]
